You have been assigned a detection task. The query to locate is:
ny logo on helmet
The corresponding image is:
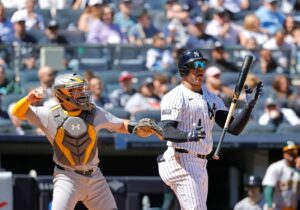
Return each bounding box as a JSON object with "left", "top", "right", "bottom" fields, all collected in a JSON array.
[
  {"left": 193, "top": 51, "right": 199, "bottom": 57},
  {"left": 71, "top": 124, "right": 81, "bottom": 130}
]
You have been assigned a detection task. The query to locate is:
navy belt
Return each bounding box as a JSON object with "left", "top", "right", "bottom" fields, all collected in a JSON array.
[
  {"left": 175, "top": 148, "right": 207, "bottom": 159},
  {"left": 56, "top": 164, "right": 93, "bottom": 176}
]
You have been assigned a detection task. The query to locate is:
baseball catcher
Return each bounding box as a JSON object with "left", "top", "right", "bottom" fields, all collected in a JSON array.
[{"left": 12, "top": 73, "right": 162, "bottom": 210}]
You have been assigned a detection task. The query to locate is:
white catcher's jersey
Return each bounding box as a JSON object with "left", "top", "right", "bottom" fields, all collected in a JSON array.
[
  {"left": 262, "top": 159, "right": 300, "bottom": 209},
  {"left": 161, "top": 84, "right": 227, "bottom": 155}
]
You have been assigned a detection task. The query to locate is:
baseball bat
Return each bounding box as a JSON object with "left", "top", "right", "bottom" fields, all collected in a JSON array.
[{"left": 212, "top": 55, "right": 254, "bottom": 160}]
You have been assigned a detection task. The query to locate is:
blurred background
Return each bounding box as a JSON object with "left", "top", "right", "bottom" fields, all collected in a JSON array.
[{"left": 0, "top": 0, "right": 300, "bottom": 209}]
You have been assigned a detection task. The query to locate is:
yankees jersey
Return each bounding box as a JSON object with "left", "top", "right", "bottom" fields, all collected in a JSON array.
[
  {"left": 233, "top": 197, "right": 265, "bottom": 210},
  {"left": 23, "top": 105, "right": 124, "bottom": 171},
  {"left": 161, "top": 84, "right": 227, "bottom": 155},
  {"left": 262, "top": 159, "right": 300, "bottom": 209}
]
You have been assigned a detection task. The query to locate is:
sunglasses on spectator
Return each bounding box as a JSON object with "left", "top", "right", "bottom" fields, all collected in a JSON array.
[{"left": 186, "top": 61, "right": 206, "bottom": 69}]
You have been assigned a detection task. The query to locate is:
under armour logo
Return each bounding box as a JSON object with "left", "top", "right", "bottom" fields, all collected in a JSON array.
[{"left": 71, "top": 124, "right": 81, "bottom": 130}]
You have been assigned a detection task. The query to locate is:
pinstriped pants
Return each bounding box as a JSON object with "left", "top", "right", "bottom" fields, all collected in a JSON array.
[{"left": 158, "top": 148, "right": 208, "bottom": 210}]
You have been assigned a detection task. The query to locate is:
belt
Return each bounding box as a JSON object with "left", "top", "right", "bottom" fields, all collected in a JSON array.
[
  {"left": 175, "top": 148, "right": 207, "bottom": 159},
  {"left": 56, "top": 164, "right": 93, "bottom": 176}
]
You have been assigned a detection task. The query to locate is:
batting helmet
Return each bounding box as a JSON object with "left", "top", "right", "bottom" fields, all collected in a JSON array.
[
  {"left": 178, "top": 49, "right": 208, "bottom": 77},
  {"left": 282, "top": 140, "right": 298, "bottom": 152},
  {"left": 245, "top": 175, "right": 262, "bottom": 187},
  {"left": 53, "top": 73, "right": 93, "bottom": 111}
]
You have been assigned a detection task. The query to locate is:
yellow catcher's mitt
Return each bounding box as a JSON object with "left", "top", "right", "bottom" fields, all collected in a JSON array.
[{"left": 133, "top": 118, "right": 163, "bottom": 140}]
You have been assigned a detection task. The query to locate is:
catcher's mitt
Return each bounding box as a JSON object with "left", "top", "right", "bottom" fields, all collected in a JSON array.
[{"left": 133, "top": 118, "right": 163, "bottom": 140}]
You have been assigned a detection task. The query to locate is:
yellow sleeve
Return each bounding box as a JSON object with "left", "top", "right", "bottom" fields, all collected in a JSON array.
[{"left": 12, "top": 97, "right": 31, "bottom": 120}]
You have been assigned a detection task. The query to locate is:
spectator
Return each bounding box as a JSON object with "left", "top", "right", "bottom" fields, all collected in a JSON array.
[
  {"left": 237, "top": 37, "right": 260, "bottom": 68},
  {"left": 114, "top": 0, "right": 135, "bottom": 39},
  {"left": 263, "top": 29, "right": 294, "bottom": 73},
  {"left": 1, "top": 0, "right": 25, "bottom": 9},
  {"left": 19, "top": 0, "right": 45, "bottom": 30},
  {"left": 153, "top": 74, "right": 170, "bottom": 99},
  {"left": 78, "top": 0, "right": 103, "bottom": 32},
  {"left": 205, "top": 8, "right": 240, "bottom": 47},
  {"left": 204, "top": 65, "right": 234, "bottom": 105},
  {"left": 186, "top": 16, "right": 217, "bottom": 49},
  {"left": 38, "top": 0, "right": 73, "bottom": 9},
  {"left": 259, "top": 48, "right": 280, "bottom": 74},
  {"left": 146, "top": 33, "right": 173, "bottom": 72},
  {"left": 239, "top": 73, "right": 260, "bottom": 101},
  {"left": 0, "top": 65, "right": 20, "bottom": 95},
  {"left": 128, "top": 9, "right": 159, "bottom": 46},
  {"left": 89, "top": 76, "right": 112, "bottom": 109},
  {"left": 87, "top": 4, "right": 123, "bottom": 44},
  {"left": 125, "top": 77, "right": 160, "bottom": 116},
  {"left": 283, "top": 15, "right": 297, "bottom": 45},
  {"left": 164, "top": 3, "right": 191, "bottom": 48},
  {"left": 239, "top": 13, "right": 269, "bottom": 47},
  {"left": 233, "top": 175, "right": 264, "bottom": 210},
  {"left": 72, "top": 0, "right": 89, "bottom": 10},
  {"left": 258, "top": 97, "right": 300, "bottom": 128},
  {"left": 210, "top": 41, "right": 240, "bottom": 72},
  {"left": 0, "top": 3, "right": 14, "bottom": 44},
  {"left": 10, "top": 10, "right": 38, "bottom": 71},
  {"left": 255, "top": 0, "right": 285, "bottom": 36},
  {"left": 38, "top": 66, "right": 55, "bottom": 95},
  {"left": 109, "top": 71, "right": 136, "bottom": 108},
  {"left": 262, "top": 140, "right": 300, "bottom": 210},
  {"left": 40, "top": 20, "right": 68, "bottom": 45},
  {"left": 269, "top": 75, "right": 298, "bottom": 109}
]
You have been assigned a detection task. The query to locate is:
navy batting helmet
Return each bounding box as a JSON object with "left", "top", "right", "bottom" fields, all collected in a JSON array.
[
  {"left": 245, "top": 175, "right": 262, "bottom": 187},
  {"left": 178, "top": 49, "right": 208, "bottom": 77}
]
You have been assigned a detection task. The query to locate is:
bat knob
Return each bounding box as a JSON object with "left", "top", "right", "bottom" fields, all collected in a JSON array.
[{"left": 212, "top": 155, "right": 219, "bottom": 160}]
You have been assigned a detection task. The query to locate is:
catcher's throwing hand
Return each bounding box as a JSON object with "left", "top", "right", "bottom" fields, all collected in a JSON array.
[
  {"left": 133, "top": 118, "right": 163, "bottom": 140},
  {"left": 187, "top": 119, "right": 206, "bottom": 142},
  {"left": 26, "top": 87, "right": 46, "bottom": 104}
]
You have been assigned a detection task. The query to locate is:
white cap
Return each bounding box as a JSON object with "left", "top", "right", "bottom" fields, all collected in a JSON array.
[
  {"left": 205, "top": 66, "right": 221, "bottom": 77},
  {"left": 88, "top": 0, "right": 103, "bottom": 6},
  {"left": 11, "top": 10, "right": 26, "bottom": 23}
]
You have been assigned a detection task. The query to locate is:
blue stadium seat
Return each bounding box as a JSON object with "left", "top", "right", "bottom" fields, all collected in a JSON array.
[
  {"left": 1, "top": 93, "right": 24, "bottom": 109},
  {"left": 0, "top": 118, "right": 15, "bottom": 134},
  {"left": 221, "top": 72, "right": 239, "bottom": 85},
  {"left": 26, "top": 29, "right": 46, "bottom": 42},
  {"left": 79, "top": 58, "right": 109, "bottom": 72},
  {"left": 55, "top": 9, "right": 84, "bottom": 27},
  {"left": 19, "top": 71, "right": 39, "bottom": 83},
  {"left": 242, "top": 121, "right": 275, "bottom": 134},
  {"left": 107, "top": 108, "right": 131, "bottom": 119},
  {"left": 35, "top": 9, "right": 51, "bottom": 26},
  {"left": 134, "top": 110, "right": 161, "bottom": 122},
  {"left": 58, "top": 30, "right": 86, "bottom": 44},
  {"left": 4, "top": 8, "right": 17, "bottom": 19},
  {"left": 5, "top": 70, "right": 15, "bottom": 81},
  {"left": 276, "top": 123, "right": 300, "bottom": 134},
  {"left": 256, "top": 73, "right": 277, "bottom": 86}
]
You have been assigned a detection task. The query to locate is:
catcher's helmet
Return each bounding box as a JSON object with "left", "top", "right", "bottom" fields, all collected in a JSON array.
[
  {"left": 178, "top": 49, "right": 208, "bottom": 77},
  {"left": 245, "top": 175, "right": 262, "bottom": 187},
  {"left": 53, "top": 73, "right": 93, "bottom": 111},
  {"left": 282, "top": 140, "right": 298, "bottom": 152}
]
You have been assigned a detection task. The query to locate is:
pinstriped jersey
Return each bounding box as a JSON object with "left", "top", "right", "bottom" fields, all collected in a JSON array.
[{"left": 161, "top": 84, "right": 227, "bottom": 155}]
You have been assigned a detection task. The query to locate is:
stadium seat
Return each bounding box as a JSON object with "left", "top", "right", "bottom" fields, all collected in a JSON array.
[
  {"left": 58, "top": 30, "right": 86, "bottom": 44},
  {"left": 107, "top": 108, "right": 131, "bottom": 119},
  {"left": 114, "top": 45, "right": 148, "bottom": 71},
  {"left": 221, "top": 72, "right": 239, "bottom": 85},
  {"left": 26, "top": 29, "right": 46, "bottom": 42},
  {"left": 79, "top": 58, "right": 109, "bottom": 72},
  {"left": 5, "top": 70, "right": 15, "bottom": 81},
  {"left": 256, "top": 73, "right": 277, "bottom": 86},
  {"left": 19, "top": 71, "right": 39, "bottom": 83},
  {"left": 242, "top": 121, "right": 275, "bottom": 134},
  {"left": 134, "top": 110, "right": 161, "bottom": 122},
  {"left": 1, "top": 93, "right": 24, "bottom": 110},
  {"left": 4, "top": 8, "right": 17, "bottom": 19},
  {"left": 276, "top": 123, "right": 300, "bottom": 134}
]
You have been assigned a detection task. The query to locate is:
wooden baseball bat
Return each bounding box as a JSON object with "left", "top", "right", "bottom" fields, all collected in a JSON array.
[{"left": 212, "top": 55, "right": 254, "bottom": 160}]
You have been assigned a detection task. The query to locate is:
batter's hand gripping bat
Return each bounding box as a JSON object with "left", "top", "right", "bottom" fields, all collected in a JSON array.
[{"left": 212, "top": 55, "right": 254, "bottom": 160}]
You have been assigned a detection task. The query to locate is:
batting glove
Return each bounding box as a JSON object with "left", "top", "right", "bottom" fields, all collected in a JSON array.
[
  {"left": 187, "top": 119, "right": 206, "bottom": 142},
  {"left": 245, "top": 81, "right": 263, "bottom": 107}
]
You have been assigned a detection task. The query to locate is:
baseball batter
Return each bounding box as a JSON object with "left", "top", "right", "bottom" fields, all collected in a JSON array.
[
  {"left": 262, "top": 140, "right": 300, "bottom": 210},
  {"left": 158, "top": 49, "right": 262, "bottom": 210},
  {"left": 12, "top": 73, "right": 160, "bottom": 210}
]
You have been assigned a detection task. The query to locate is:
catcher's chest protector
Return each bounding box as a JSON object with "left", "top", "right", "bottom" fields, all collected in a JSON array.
[{"left": 51, "top": 106, "right": 97, "bottom": 166}]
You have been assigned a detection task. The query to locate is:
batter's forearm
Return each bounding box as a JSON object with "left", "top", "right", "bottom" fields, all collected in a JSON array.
[
  {"left": 12, "top": 97, "right": 31, "bottom": 119},
  {"left": 162, "top": 121, "right": 188, "bottom": 143},
  {"left": 227, "top": 104, "right": 253, "bottom": 135}
]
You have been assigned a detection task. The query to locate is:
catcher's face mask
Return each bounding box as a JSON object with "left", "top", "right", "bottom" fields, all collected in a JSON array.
[{"left": 54, "top": 73, "right": 93, "bottom": 111}]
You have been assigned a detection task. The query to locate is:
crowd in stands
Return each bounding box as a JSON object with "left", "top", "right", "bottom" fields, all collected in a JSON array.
[{"left": 1, "top": 0, "right": 300, "bottom": 135}]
